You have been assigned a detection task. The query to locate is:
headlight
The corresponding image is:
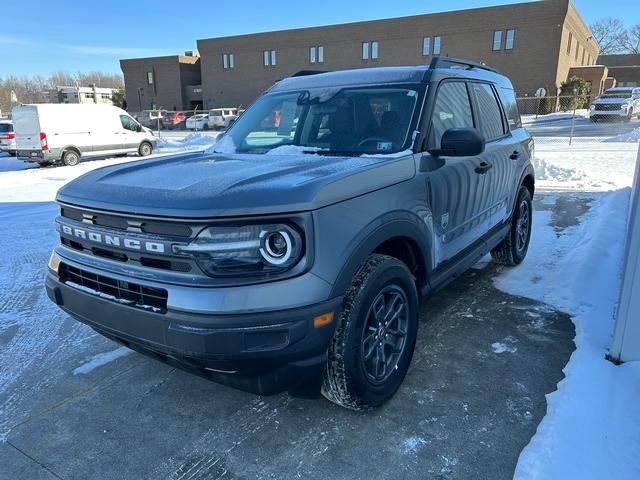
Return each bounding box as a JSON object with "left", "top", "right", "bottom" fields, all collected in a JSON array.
[
  {"left": 621, "top": 103, "right": 629, "bottom": 110},
  {"left": 173, "top": 223, "right": 303, "bottom": 277},
  {"left": 589, "top": 104, "right": 596, "bottom": 110}
]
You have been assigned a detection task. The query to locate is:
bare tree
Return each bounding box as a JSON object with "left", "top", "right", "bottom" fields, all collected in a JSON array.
[
  {"left": 623, "top": 24, "right": 640, "bottom": 54},
  {"left": 590, "top": 17, "right": 629, "bottom": 55},
  {"left": 0, "top": 71, "right": 124, "bottom": 114}
]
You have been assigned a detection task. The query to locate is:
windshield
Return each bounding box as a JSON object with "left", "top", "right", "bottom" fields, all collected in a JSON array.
[
  {"left": 216, "top": 85, "right": 423, "bottom": 156},
  {"left": 601, "top": 90, "right": 633, "bottom": 99}
]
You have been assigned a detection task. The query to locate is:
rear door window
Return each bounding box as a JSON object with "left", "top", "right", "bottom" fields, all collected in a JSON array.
[
  {"left": 0, "top": 123, "right": 12, "bottom": 133},
  {"left": 429, "top": 81, "right": 474, "bottom": 149},
  {"left": 471, "top": 83, "right": 506, "bottom": 141},
  {"left": 497, "top": 87, "right": 522, "bottom": 130}
]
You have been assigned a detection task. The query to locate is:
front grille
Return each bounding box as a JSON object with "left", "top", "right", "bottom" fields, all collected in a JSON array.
[
  {"left": 60, "top": 206, "right": 193, "bottom": 237},
  {"left": 594, "top": 104, "right": 622, "bottom": 111},
  {"left": 59, "top": 263, "right": 168, "bottom": 313}
]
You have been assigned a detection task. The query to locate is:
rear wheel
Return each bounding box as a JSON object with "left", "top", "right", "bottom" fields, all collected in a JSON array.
[
  {"left": 138, "top": 142, "right": 153, "bottom": 157},
  {"left": 322, "top": 254, "right": 418, "bottom": 411},
  {"left": 491, "top": 186, "right": 533, "bottom": 266},
  {"left": 62, "top": 150, "right": 80, "bottom": 167}
]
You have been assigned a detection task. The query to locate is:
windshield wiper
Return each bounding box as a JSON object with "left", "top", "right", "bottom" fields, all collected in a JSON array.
[{"left": 314, "top": 150, "right": 362, "bottom": 157}]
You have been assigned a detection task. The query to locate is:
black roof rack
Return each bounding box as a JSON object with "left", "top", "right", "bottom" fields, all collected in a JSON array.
[
  {"left": 429, "top": 56, "right": 499, "bottom": 74},
  {"left": 291, "top": 70, "right": 330, "bottom": 77}
]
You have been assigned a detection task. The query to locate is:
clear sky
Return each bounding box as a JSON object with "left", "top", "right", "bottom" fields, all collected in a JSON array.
[{"left": 1, "top": 0, "right": 637, "bottom": 76}]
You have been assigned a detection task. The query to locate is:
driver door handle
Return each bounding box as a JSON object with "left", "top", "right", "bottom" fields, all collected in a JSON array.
[
  {"left": 475, "top": 161, "right": 493, "bottom": 174},
  {"left": 509, "top": 151, "right": 520, "bottom": 160}
]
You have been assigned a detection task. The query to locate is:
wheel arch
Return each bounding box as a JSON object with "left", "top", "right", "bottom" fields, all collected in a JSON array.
[{"left": 329, "top": 213, "right": 432, "bottom": 298}]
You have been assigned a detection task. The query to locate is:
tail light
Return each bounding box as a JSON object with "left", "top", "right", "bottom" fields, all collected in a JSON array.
[
  {"left": 40, "top": 132, "right": 49, "bottom": 151},
  {"left": 0, "top": 133, "right": 14, "bottom": 140}
]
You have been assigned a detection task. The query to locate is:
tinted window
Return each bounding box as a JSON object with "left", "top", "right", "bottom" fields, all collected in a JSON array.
[
  {"left": 429, "top": 81, "right": 473, "bottom": 149},
  {"left": 0, "top": 123, "right": 12, "bottom": 133},
  {"left": 120, "top": 115, "right": 139, "bottom": 132},
  {"left": 498, "top": 87, "right": 521, "bottom": 129},
  {"left": 472, "top": 83, "right": 505, "bottom": 140}
]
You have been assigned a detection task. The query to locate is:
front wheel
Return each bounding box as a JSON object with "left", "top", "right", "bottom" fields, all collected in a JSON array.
[
  {"left": 624, "top": 109, "right": 633, "bottom": 123},
  {"left": 138, "top": 142, "right": 153, "bottom": 157},
  {"left": 491, "top": 186, "right": 533, "bottom": 266},
  {"left": 322, "top": 254, "right": 419, "bottom": 411}
]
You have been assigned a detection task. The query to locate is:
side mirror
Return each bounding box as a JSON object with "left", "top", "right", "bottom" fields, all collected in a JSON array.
[{"left": 428, "top": 128, "right": 485, "bottom": 157}]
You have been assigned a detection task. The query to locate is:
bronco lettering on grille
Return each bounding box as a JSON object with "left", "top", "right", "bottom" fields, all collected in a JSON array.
[{"left": 60, "top": 224, "right": 166, "bottom": 253}]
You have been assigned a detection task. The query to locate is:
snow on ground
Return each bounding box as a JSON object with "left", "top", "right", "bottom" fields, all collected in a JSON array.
[
  {"left": 606, "top": 126, "right": 640, "bottom": 143},
  {"left": 72, "top": 347, "right": 133, "bottom": 375},
  {"left": 533, "top": 138, "right": 638, "bottom": 190},
  {"left": 155, "top": 132, "right": 218, "bottom": 152},
  {"left": 494, "top": 189, "right": 640, "bottom": 479},
  {"left": 522, "top": 109, "right": 589, "bottom": 125}
]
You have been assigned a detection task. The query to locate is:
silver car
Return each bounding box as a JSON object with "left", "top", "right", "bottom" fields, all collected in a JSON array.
[{"left": 0, "top": 120, "right": 16, "bottom": 155}]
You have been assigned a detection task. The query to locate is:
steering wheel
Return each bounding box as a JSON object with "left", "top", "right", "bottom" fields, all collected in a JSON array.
[{"left": 357, "top": 136, "right": 393, "bottom": 148}]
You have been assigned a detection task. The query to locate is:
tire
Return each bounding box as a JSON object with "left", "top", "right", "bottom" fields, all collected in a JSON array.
[
  {"left": 322, "top": 254, "right": 419, "bottom": 411},
  {"left": 62, "top": 150, "right": 80, "bottom": 167},
  {"left": 138, "top": 142, "right": 153, "bottom": 157},
  {"left": 624, "top": 109, "right": 633, "bottom": 123},
  {"left": 491, "top": 186, "right": 533, "bottom": 266},
  {"left": 203, "top": 124, "right": 209, "bottom": 131}
]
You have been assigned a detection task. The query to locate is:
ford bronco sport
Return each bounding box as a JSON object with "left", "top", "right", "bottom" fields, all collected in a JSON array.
[{"left": 46, "top": 57, "right": 534, "bottom": 410}]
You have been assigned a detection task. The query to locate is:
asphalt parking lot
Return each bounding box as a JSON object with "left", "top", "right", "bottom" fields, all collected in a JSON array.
[{"left": 0, "top": 193, "right": 577, "bottom": 480}]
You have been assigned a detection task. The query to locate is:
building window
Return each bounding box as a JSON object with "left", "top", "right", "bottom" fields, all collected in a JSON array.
[
  {"left": 263, "top": 50, "right": 277, "bottom": 66},
  {"left": 581, "top": 48, "right": 586, "bottom": 65},
  {"left": 362, "top": 41, "right": 369, "bottom": 60},
  {"left": 223, "top": 53, "right": 234, "bottom": 69},
  {"left": 310, "top": 46, "right": 324, "bottom": 64},
  {"left": 422, "top": 37, "right": 430, "bottom": 56},
  {"left": 493, "top": 31, "right": 502, "bottom": 51},
  {"left": 318, "top": 46, "right": 324, "bottom": 63},
  {"left": 310, "top": 47, "right": 316, "bottom": 64},
  {"left": 575, "top": 43, "right": 580, "bottom": 60},
  {"left": 587, "top": 54, "right": 591, "bottom": 65},
  {"left": 433, "top": 36, "right": 441, "bottom": 55},
  {"left": 371, "top": 41, "right": 379, "bottom": 60},
  {"left": 567, "top": 32, "right": 572, "bottom": 54},
  {"left": 147, "top": 71, "right": 153, "bottom": 85},
  {"left": 505, "top": 29, "right": 515, "bottom": 50}
]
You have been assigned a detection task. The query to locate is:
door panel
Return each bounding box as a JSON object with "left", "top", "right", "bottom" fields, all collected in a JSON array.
[{"left": 424, "top": 80, "right": 491, "bottom": 266}]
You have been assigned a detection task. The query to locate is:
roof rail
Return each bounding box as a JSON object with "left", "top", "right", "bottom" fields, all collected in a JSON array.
[
  {"left": 429, "top": 56, "right": 499, "bottom": 74},
  {"left": 291, "top": 70, "right": 330, "bottom": 77}
]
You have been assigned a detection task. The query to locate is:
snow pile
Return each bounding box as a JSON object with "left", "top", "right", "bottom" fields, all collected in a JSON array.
[
  {"left": 156, "top": 133, "right": 218, "bottom": 152},
  {"left": 206, "top": 133, "right": 236, "bottom": 154},
  {"left": 494, "top": 189, "right": 640, "bottom": 479},
  {"left": 605, "top": 127, "right": 640, "bottom": 143},
  {"left": 532, "top": 140, "right": 638, "bottom": 190},
  {"left": 521, "top": 109, "right": 589, "bottom": 125}
]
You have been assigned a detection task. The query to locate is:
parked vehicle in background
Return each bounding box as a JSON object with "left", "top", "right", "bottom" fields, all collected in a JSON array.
[
  {"left": 590, "top": 87, "right": 640, "bottom": 122},
  {"left": 46, "top": 58, "right": 534, "bottom": 409},
  {"left": 208, "top": 108, "right": 238, "bottom": 129},
  {"left": 135, "top": 110, "right": 167, "bottom": 128},
  {"left": 162, "top": 111, "right": 187, "bottom": 130},
  {"left": 185, "top": 113, "right": 209, "bottom": 130},
  {"left": 13, "top": 104, "right": 157, "bottom": 166},
  {"left": 0, "top": 120, "right": 17, "bottom": 155}
]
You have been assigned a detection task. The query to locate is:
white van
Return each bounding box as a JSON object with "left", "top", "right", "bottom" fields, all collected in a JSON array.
[
  {"left": 207, "top": 108, "right": 238, "bottom": 129},
  {"left": 13, "top": 104, "right": 157, "bottom": 166}
]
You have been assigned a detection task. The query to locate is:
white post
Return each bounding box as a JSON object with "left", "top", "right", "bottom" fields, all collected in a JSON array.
[{"left": 609, "top": 143, "right": 640, "bottom": 363}]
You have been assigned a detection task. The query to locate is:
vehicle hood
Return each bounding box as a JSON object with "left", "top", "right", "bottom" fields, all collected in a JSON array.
[
  {"left": 593, "top": 96, "right": 632, "bottom": 104},
  {"left": 57, "top": 151, "right": 415, "bottom": 217}
]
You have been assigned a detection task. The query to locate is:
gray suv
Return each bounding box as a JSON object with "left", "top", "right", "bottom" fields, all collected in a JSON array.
[{"left": 46, "top": 57, "right": 534, "bottom": 410}]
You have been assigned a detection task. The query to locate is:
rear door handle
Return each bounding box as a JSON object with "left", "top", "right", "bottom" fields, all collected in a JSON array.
[
  {"left": 509, "top": 151, "right": 520, "bottom": 160},
  {"left": 475, "top": 161, "right": 493, "bottom": 174}
]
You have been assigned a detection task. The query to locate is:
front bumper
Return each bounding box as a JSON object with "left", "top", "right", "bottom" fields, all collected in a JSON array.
[
  {"left": 45, "top": 259, "right": 341, "bottom": 395},
  {"left": 590, "top": 108, "right": 630, "bottom": 120}
]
